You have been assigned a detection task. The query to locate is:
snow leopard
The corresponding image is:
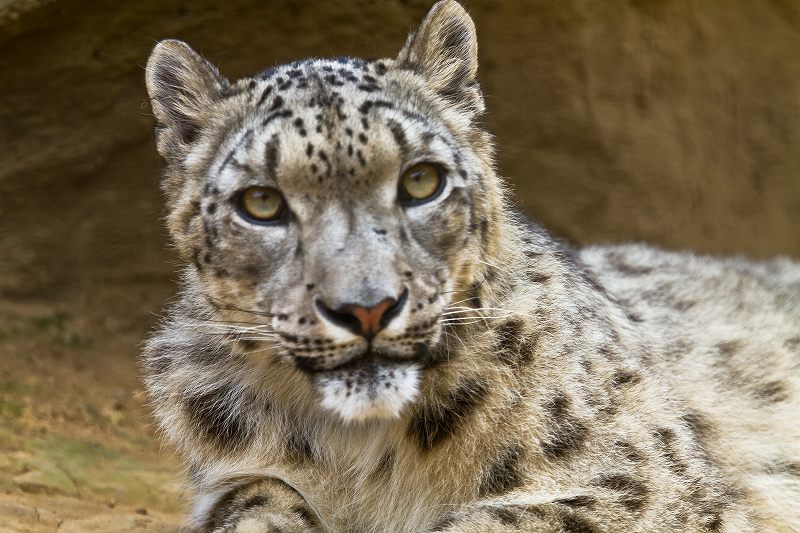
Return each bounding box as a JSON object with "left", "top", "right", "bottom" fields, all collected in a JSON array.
[{"left": 142, "top": 1, "right": 800, "bottom": 531}]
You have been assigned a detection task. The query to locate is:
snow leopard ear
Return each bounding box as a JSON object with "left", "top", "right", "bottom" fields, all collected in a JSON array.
[
  {"left": 145, "top": 40, "right": 229, "bottom": 155},
  {"left": 397, "top": 0, "right": 483, "bottom": 116}
]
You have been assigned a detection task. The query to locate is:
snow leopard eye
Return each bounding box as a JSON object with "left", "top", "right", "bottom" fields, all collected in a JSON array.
[
  {"left": 399, "top": 163, "right": 445, "bottom": 205},
  {"left": 237, "top": 186, "right": 285, "bottom": 224}
]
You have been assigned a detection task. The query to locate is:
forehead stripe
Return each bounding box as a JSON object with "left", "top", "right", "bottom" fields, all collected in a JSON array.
[
  {"left": 256, "top": 85, "right": 273, "bottom": 107},
  {"left": 261, "top": 108, "right": 293, "bottom": 128},
  {"left": 264, "top": 135, "right": 280, "bottom": 179},
  {"left": 386, "top": 118, "right": 409, "bottom": 157}
]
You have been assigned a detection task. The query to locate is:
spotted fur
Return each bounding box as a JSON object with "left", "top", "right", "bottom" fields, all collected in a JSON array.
[{"left": 143, "top": 2, "right": 800, "bottom": 531}]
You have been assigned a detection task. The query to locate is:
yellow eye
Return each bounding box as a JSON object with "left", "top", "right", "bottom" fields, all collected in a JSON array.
[
  {"left": 400, "top": 163, "right": 444, "bottom": 203},
  {"left": 239, "top": 186, "right": 285, "bottom": 222}
]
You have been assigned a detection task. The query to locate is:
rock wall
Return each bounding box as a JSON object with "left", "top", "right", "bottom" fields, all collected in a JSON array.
[
  {"left": 0, "top": 2, "right": 798, "bottom": 527},
  {"left": 1, "top": 0, "right": 799, "bottom": 302}
]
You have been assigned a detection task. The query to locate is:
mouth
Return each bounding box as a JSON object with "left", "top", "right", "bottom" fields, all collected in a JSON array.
[
  {"left": 291, "top": 345, "right": 426, "bottom": 422},
  {"left": 292, "top": 346, "right": 419, "bottom": 374}
]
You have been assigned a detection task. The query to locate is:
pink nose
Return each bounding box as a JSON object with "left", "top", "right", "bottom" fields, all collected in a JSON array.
[
  {"left": 316, "top": 290, "right": 407, "bottom": 338},
  {"left": 338, "top": 299, "right": 397, "bottom": 338}
]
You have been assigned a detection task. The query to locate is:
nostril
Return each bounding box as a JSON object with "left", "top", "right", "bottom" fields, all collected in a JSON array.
[
  {"left": 380, "top": 288, "right": 408, "bottom": 328},
  {"left": 315, "top": 300, "right": 364, "bottom": 335}
]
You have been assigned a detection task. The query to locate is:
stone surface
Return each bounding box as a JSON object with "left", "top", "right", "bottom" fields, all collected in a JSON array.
[
  {"left": 13, "top": 462, "right": 79, "bottom": 497},
  {"left": 1, "top": 0, "right": 799, "bottom": 302}
]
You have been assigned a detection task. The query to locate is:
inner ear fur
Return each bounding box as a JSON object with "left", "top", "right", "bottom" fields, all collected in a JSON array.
[
  {"left": 145, "top": 40, "right": 229, "bottom": 155},
  {"left": 397, "top": 0, "right": 483, "bottom": 115}
]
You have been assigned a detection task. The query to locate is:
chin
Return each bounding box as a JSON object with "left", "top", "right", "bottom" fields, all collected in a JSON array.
[{"left": 315, "top": 363, "right": 422, "bottom": 423}]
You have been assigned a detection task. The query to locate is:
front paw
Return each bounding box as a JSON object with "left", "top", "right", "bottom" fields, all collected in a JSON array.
[
  {"left": 220, "top": 510, "right": 318, "bottom": 533},
  {"left": 204, "top": 478, "right": 320, "bottom": 533}
]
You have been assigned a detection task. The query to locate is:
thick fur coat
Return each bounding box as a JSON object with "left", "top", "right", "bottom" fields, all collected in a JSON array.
[{"left": 142, "top": 2, "right": 800, "bottom": 531}]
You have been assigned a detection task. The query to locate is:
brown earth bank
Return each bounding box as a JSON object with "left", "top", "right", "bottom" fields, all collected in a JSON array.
[{"left": 1, "top": 1, "right": 798, "bottom": 531}]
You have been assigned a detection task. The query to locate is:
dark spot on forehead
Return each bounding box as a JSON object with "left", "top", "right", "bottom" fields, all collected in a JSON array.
[
  {"left": 261, "top": 108, "right": 293, "bottom": 128},
  {"left": 268, "top": 95, "right": 284, "bottom": 112},
  {"left": 338, "top": 68, "right": 359, "bottom": 82},
  {"left": 264, "top": 135, "right": 280, "bottom": 179},
  {"left": 386, "top": 118, "right": 409, "bottom": 155},
  {"left": 256, "top": 85, "right": 273, "bottom": 107},
  {"left": 324, "top": 74, "right": 344, "bottom": 86}
]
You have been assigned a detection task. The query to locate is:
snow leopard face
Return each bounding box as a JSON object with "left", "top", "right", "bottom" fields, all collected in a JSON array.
[{"left": 146, "top": 4, "right": 501, "bottom": 421}]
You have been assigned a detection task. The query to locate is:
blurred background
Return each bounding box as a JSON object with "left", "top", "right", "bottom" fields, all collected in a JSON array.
[{"left": 1, "top": 0, "right": 798, "bottom": 530}]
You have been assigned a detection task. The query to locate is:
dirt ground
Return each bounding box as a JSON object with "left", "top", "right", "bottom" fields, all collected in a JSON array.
[
  {"left": 1, "top": 1, "right": 799, "bottom": 531},
  {"left": 0, "top": 289, "right": 186, "bottom": 531}
]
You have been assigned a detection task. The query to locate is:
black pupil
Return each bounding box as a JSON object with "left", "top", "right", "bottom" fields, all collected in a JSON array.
[
  {"left": 253, "top": 189, "right": 271, "bottom": 203},
  {"left": 411, "top": 171, "right": 424, "bottom": 182}
]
